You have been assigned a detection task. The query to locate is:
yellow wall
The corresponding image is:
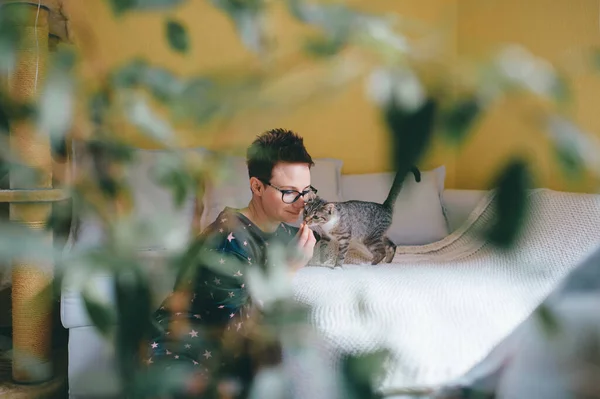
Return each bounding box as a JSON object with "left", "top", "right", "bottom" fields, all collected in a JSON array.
[
  {"left": 64, "top": 0, "right": 600, "bottom": 191},
  {"left": 63, "top": 0, "right": 458, "bottom": 182},
  {"left": 455, "top": 0, "right": 600, "bottom": 191}
]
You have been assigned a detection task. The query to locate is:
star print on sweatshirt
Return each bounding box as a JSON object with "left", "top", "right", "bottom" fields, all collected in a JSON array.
[{"left": 144, "top": 207, "right": 299, "bottom": 385}]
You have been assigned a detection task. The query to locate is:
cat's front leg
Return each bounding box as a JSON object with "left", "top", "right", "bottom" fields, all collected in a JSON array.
[
  {"left": 318, "top": 238, "right": 330, "bottom": 264},
  {"left": 335, "top": 238, "right": 350, "bottom": 267},
  {"left": 383, "top": 236, "right": 396, "bottom": 263}
]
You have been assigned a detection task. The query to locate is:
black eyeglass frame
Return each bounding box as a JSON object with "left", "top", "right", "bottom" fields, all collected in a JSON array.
[{"left": 259, "top": 179, "right": 318, "bottom": 204}]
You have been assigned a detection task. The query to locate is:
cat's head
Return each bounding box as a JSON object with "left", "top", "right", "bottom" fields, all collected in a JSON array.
[{"left": 303, "top": 196, "right": 336, "bottom": 227}]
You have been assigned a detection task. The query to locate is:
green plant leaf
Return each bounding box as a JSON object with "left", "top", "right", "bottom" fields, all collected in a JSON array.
[
  {"left": 106, "top": 0, "right": 136, "bottom": 14},
  {"left": 368, "top": 67, "right": 425, "bottom": 112},
  {"left": 304, "top": 35, "right": 345, "bottom": 58},
  {"left": 0, "top": 155, "right": 41, "bottom": 189},
  {"left": 285, "top": 0, "right": 362, "bottom": 56},
  {"left": 165, "top": 19, "right": 189, "bottom": 54},
  {"left": 210, "top": 0, "right": 267, "bottom": 54},
  {"left": 210, "top": 0, "right": 265, "bottom": 14},
  {"left": 138, "top": 0, "right": 188, "bottom": 8},
  {"left": 546, "top": 116, "right": 598, "bottom": 181},
  {"left": 45, "top": 196, "right": 73, "bottom": 239},
  {"left": 554, "top": 144, "right": 585, "bottom": 181},
  {"left": 172, "top": 77, "right": 221, "bottom": 123},
  {"left": 38, "top": 49, "right": 76, "bottom": 147},
  {"left": 82, "top": 287, "right": 116, "bottom": 337},
  {"left": 0, "top": 5, "right": 29, "bottom": 72},
  {"left": 89, "top": 90, "right": 110, "bottom": 125},
  {"left": 248, "top": 366, "right": 289, "bottom": 399},
  {"left": 142, "top": 65, "right": 186, "bottom": 101},
  {"left": 114, "top": 266, "right": 154, "bottom": 393},
  {"left": 551, "top": 73, "right": 571, "bottom": 106},
  {"left": 111, "top": 58, "right": 148, "bottom": 88},
  {"left": 285, "top": 0, "right": 308, "bottom": 21},
  {"left": 106, "top": 0, "right": 187, "bottom": 15},
  {"left": 87, "top": 139, "right": 135, "bottom": 163},
  {"left": 485, "top": 158, "right": 531, "bottom": 249},
  {"left": 246, "top": 243, "right": 294, "bottom": 310},
  {"left": 439, "top": 97, "right": 481, "bottom": 145},
  {"left": 285, "top": 0, "right": 354, "bottom": 29},
  {"left": 149, "top": 152, "right": 196, "bottom": 206},
  {"left": 83, "top": 139, "right": 134, "bottom": 198},
  {"left": 340, "top": 350, "right": 387, "bottom": 399},
  {"left": 384, "top": 97, "right": 437, "bottom": 184},
  {"left": 123, "top": 93, "right": 175, "bottom": 144},
  {"left": 591, "top": 47, "right": 600, "bottom": 71},
  {"left": 493, "top": 44, "right": 558, "bottom": 98},
  {"left": 113, "top": 61, "right": 186, "bottom": 102},
  {"left": 131, "top": 361, "right": 200, "bottom": 397},
  {"left": 0, "top": 222, "right": 58, "bottom": 262},
  {"left": 0, "top": 95, "right": 36, "bottom": 122},
  {"left": 536, "top": 304, "right": 559, "bottom": 337},
  {"left": 112, "top": 61, "right": 223, "bottom": 126}
]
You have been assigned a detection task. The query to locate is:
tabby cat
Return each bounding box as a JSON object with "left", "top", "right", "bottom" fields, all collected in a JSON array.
[{"left": 303, "top": 167, "right": 421, "bottom": 266}]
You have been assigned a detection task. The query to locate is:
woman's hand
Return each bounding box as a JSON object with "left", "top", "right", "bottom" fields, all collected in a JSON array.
[{"left": 289, "top": 223, "right": 316, "bottom": 272}]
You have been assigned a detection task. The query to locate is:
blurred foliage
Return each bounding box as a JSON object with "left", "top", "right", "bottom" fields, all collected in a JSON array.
[{"left": 0, "top": 0, "right": 599, "bottom": 397}]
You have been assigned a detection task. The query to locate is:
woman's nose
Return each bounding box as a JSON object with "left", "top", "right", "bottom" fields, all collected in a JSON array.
[{"left": 293, "top": 197, "right": 305, "bottom": 208}]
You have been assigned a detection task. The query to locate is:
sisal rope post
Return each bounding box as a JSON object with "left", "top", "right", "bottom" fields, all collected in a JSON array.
[{"left": 7, "top": 3, "right": 54, "bottom": 384}]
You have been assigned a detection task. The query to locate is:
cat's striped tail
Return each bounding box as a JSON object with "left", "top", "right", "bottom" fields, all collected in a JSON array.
[{"left": 382, "top": 166, "right": 421, "bottom": 209}]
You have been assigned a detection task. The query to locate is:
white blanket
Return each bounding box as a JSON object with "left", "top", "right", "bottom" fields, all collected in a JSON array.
[{"left": 291, "top": 188, "right": 600, "bottom": 395}]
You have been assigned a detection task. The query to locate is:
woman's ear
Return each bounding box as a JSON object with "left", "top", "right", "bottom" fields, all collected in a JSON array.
[{"left": 249, "top": 177, "right": 263, "bottom": 196}]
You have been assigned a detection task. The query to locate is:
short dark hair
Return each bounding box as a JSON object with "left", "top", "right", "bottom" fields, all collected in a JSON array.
[{"left": 246, "top": 128, "right": 314, "bottom": 182}]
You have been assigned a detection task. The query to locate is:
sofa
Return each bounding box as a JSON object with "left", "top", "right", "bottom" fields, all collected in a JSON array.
[{"left": 60, "top": 147, "right": 487, "bottom": 398}]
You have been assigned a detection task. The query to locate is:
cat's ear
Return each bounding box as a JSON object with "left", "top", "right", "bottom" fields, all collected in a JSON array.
[{"left": 324, "top": 202, "right": 335, "bottom": 214}]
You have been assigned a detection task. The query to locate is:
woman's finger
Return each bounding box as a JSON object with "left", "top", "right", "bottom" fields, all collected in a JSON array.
[
  {"left": 302, "top": 229, "right": 315, "bottom": 249},
  {"left": 298, "top": 223, "right": 310, "bottom": 247},
  {"left": 307, "top": 229, "right": 316, "bottom": 245},
  {"left": 295, "top": 223, "right": 304, "bottom": 238}
]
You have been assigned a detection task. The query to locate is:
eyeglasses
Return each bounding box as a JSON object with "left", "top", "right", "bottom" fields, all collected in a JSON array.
[{"left": 260, "top": 179, "right": 318, "bottom": 204}]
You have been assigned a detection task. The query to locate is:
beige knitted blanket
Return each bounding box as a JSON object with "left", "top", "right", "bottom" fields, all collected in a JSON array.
[{"left": 292, "top": 188, "right": 600, "bottom": 394}]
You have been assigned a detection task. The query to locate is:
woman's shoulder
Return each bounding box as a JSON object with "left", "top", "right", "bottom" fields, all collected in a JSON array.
[
  {"left": 201, "top": 208, "right": 246, "bottom": 236},
  {"left": 197, "top": 208, "right": 255, "bottom": 254}
]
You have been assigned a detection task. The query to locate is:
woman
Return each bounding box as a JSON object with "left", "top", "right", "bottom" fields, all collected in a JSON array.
[{"left": 145, "top": 129, "right": 318, "bottom": 398}]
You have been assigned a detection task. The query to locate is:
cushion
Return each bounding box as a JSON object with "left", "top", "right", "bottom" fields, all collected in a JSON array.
[
  {"left": 340, "top": 166, "right": 449, "bottom": 245},
  {"left": 199, "top": 156, "right": 344, "bottom": 230}
]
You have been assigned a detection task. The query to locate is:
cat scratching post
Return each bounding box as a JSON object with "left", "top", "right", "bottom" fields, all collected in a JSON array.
[
  {"left": 0, "top": 2, "right": 71, "bottom": 396},
  {"left": 7, "top": 3, "right": 52, "bottom": 384},
  {"left": 0, "top": 2, "right": 72, "bottom": 397}
]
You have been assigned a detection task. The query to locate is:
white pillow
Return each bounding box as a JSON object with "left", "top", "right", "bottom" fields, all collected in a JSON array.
[
  {"left": 200, "top": 156, "right": 344, "bottom": 230},
  {"left": 340, "top": 166, "right": 449, "bottom": 245},
  {"left": 308, "top": 158, "right": 344, "bottom": 202}
]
